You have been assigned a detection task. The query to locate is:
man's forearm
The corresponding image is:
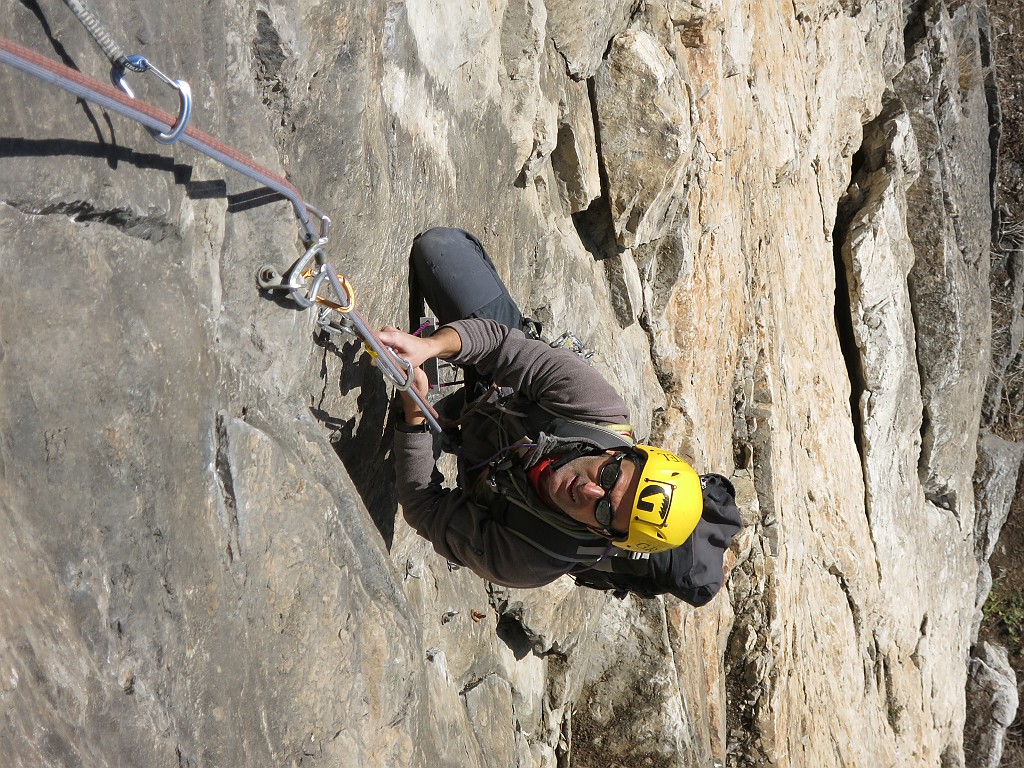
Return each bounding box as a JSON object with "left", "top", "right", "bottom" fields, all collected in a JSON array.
[
  {"left": 427, "top": 326, "right": 463, "bottom": 360},
  {"left": 400, "top": 391, "right": 428, "bottom": 425},
  {"left": 394, "top": 326, "right": 463, "bottom": 425}
]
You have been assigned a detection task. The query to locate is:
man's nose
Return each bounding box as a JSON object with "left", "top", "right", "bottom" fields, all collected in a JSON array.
[{"left": 577, "top": 480, "right": 604, "bottom": 501}]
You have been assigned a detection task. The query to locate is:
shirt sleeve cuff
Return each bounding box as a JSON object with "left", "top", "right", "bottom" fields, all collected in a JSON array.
[{"left": 395, "top": 419, "right": 431, "bottom": 434}]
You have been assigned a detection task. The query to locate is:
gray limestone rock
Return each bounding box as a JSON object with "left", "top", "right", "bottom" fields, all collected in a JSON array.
[
  {"left": 593, "top": 29, "right": 695, "bottom": 249},
  {"left": 965, "top": 643, "right": 1020, "bottom": 768},
  {"left": 974, "top": 432, "right": 1024, "bottom": 565},
  {"left": 972, "top": 432, "right": 1024, "bottom": 639},
  {"left": 896, "top": 1, "right": 994, "bottom": 512},
  {"left": 546, "top": 0, "right": 636, "bottom": 79},
  {"left": 0, "top": 0, "right": 1010, "bottom": 766}
]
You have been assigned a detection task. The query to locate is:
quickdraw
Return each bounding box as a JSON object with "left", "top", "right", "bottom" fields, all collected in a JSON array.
[
  {"left": 0, "top": 21, "right": 443, "bottom": 433},
  {"left": 60, "top": 0, "right": 192, "bottom": 142},
  {"left": 256, "top": 241, "right": 433, "bottom": 408}
]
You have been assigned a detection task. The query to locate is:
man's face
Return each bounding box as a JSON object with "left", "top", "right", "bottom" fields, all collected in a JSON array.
[{"left": 541, "top": 452, "right": 641, "bottom": 537}]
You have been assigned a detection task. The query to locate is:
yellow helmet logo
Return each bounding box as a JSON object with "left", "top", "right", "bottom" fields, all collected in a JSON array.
[
  {"left": 614, "top": 445, "right": 703, "bottom": 553},
  {"left": 636, "top": 483, "right": 673, "bottom": 523}
]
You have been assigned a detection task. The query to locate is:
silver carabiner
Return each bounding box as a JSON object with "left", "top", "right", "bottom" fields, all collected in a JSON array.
[
  {"left": 111, "top": 55, "right": 192, "bottom": 144},
  {"left": 304, "top": 205, "right": 331, "bottom": 245},
  {"left": 151, "top": 78, "right": 191, "bottom": 143},
  {"left": 386, "top": 354, "right": 417, "bottom": 392},
  {"left": 287, "top": 239, "right": 328, "bottom": 308},
  {"left": 110, "top": 54, "right": 147, "bottom": 98}
]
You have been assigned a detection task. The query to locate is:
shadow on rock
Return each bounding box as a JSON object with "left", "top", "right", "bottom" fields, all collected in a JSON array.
[
  {"left": 0, "top": 138, "right": 288, "bottom": 217},
  {"left": 311, "top": 332, "right": 400, "bottom": 549},
  {"left": 0, "top": 136, "right": 195, "bottom": 180}
]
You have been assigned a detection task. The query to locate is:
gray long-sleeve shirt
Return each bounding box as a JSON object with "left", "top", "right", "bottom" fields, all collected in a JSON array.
[{"left": 394, "top": 318, "right": 630, "bottom": 587}]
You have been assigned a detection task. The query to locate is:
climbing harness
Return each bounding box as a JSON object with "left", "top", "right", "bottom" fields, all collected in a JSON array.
[
  {"left": 449, "top": 392, "right": 641, "bottom": 570},
  {"left": 0, "top": 12, "right": 443, "bottom": 432}
]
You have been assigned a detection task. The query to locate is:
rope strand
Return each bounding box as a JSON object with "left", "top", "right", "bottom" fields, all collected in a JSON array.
[{"left": 62, "top": 0, "right": 129, "bottom": 68}]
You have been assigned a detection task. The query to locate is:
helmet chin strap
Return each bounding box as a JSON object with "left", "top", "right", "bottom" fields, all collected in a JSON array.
[
  {"left": 550, "top": 445, "right": 639, "bottom": 471},
  {"left": 585, "top": 521, "right": 629, "bottom": 542},
  {"left": 550, "top": 446, "right": 590, "bottom": 470}
]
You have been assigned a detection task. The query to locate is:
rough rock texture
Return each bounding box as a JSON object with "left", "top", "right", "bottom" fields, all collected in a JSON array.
[
  {"left": 971, "top": 433, "right": 1024, "bottom": 639},
  {"left": 965, "top": 642, "right": 1019, "bottom": 768},
  {"left": 593, "top": 28, "right": 695, "bottom": 249},
  {"left": 0, "top": 0, "right": 1015, "bottom": 766}
]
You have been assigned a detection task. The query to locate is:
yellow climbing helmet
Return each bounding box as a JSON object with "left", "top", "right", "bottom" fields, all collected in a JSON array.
[{"left": 614, "top": 445, "right": 703, "bottom": 554}]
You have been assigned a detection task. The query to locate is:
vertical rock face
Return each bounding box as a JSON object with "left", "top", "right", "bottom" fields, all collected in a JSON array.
[
  {"left": 897, "top": 0, "right": 993, "bottom": 513},
  {"left": 965, "top": 643, "right": 1020, "bottom": 768},
  {"left": 593, "top": 29, "right": 695, "bottom": 249},
  {"left": 0, "top": 1, "right": 1011, "bottom": 767}
]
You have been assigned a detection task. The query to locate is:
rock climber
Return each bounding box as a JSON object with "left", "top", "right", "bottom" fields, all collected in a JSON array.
[{"left": 379, "top": 227, "right": 741, "bottom": 605}]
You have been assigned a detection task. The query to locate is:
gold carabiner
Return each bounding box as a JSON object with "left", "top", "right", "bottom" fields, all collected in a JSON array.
[{"left": 313, "top": 273, "right": 355, "bottom": 313}]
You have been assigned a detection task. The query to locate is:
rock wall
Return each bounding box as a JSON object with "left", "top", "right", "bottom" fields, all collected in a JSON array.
[{"left": 0, "top": 0, "right": 1014, "bottom": 766}]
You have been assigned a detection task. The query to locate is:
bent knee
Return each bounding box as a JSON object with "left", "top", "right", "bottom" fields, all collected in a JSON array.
[{"left": 411, "top": 227, "right": 475, "bottom": 269}]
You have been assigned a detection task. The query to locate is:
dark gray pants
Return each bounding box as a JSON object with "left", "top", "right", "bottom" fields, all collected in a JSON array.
[
  {"left": 408, "top": 227, "right": 525, "bottom": 332},
  {"left": 408, "top": 227, "right": 532, "bottom": 398}
]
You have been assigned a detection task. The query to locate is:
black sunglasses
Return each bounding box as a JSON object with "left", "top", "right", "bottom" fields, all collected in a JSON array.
[{"left": 594, "top": 452, "right": 630, "bottom": 533}]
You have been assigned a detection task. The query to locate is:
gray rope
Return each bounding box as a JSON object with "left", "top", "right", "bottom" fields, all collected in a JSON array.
[{"left": 62, "top": 0, "right": 144, "bottom": 72}]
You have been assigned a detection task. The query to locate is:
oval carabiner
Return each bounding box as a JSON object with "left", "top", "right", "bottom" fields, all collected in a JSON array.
[
  {"left": 152, "top": 78, "right": 192, "bottom": 144},
  {"left": 309, "top": 271, "right": 356, "bottom": 314},
  {"left": 110, "top": 55, "right": 192, "bottom": 144},
  {"left": 386, "top": 354, "right": 416, "bottom": 392},
  {"left": 287, "top": 239, "right": 327, "bottom": 308},
  {"left": 323, "top": 270, "right": 355, "bottom": 313}
]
